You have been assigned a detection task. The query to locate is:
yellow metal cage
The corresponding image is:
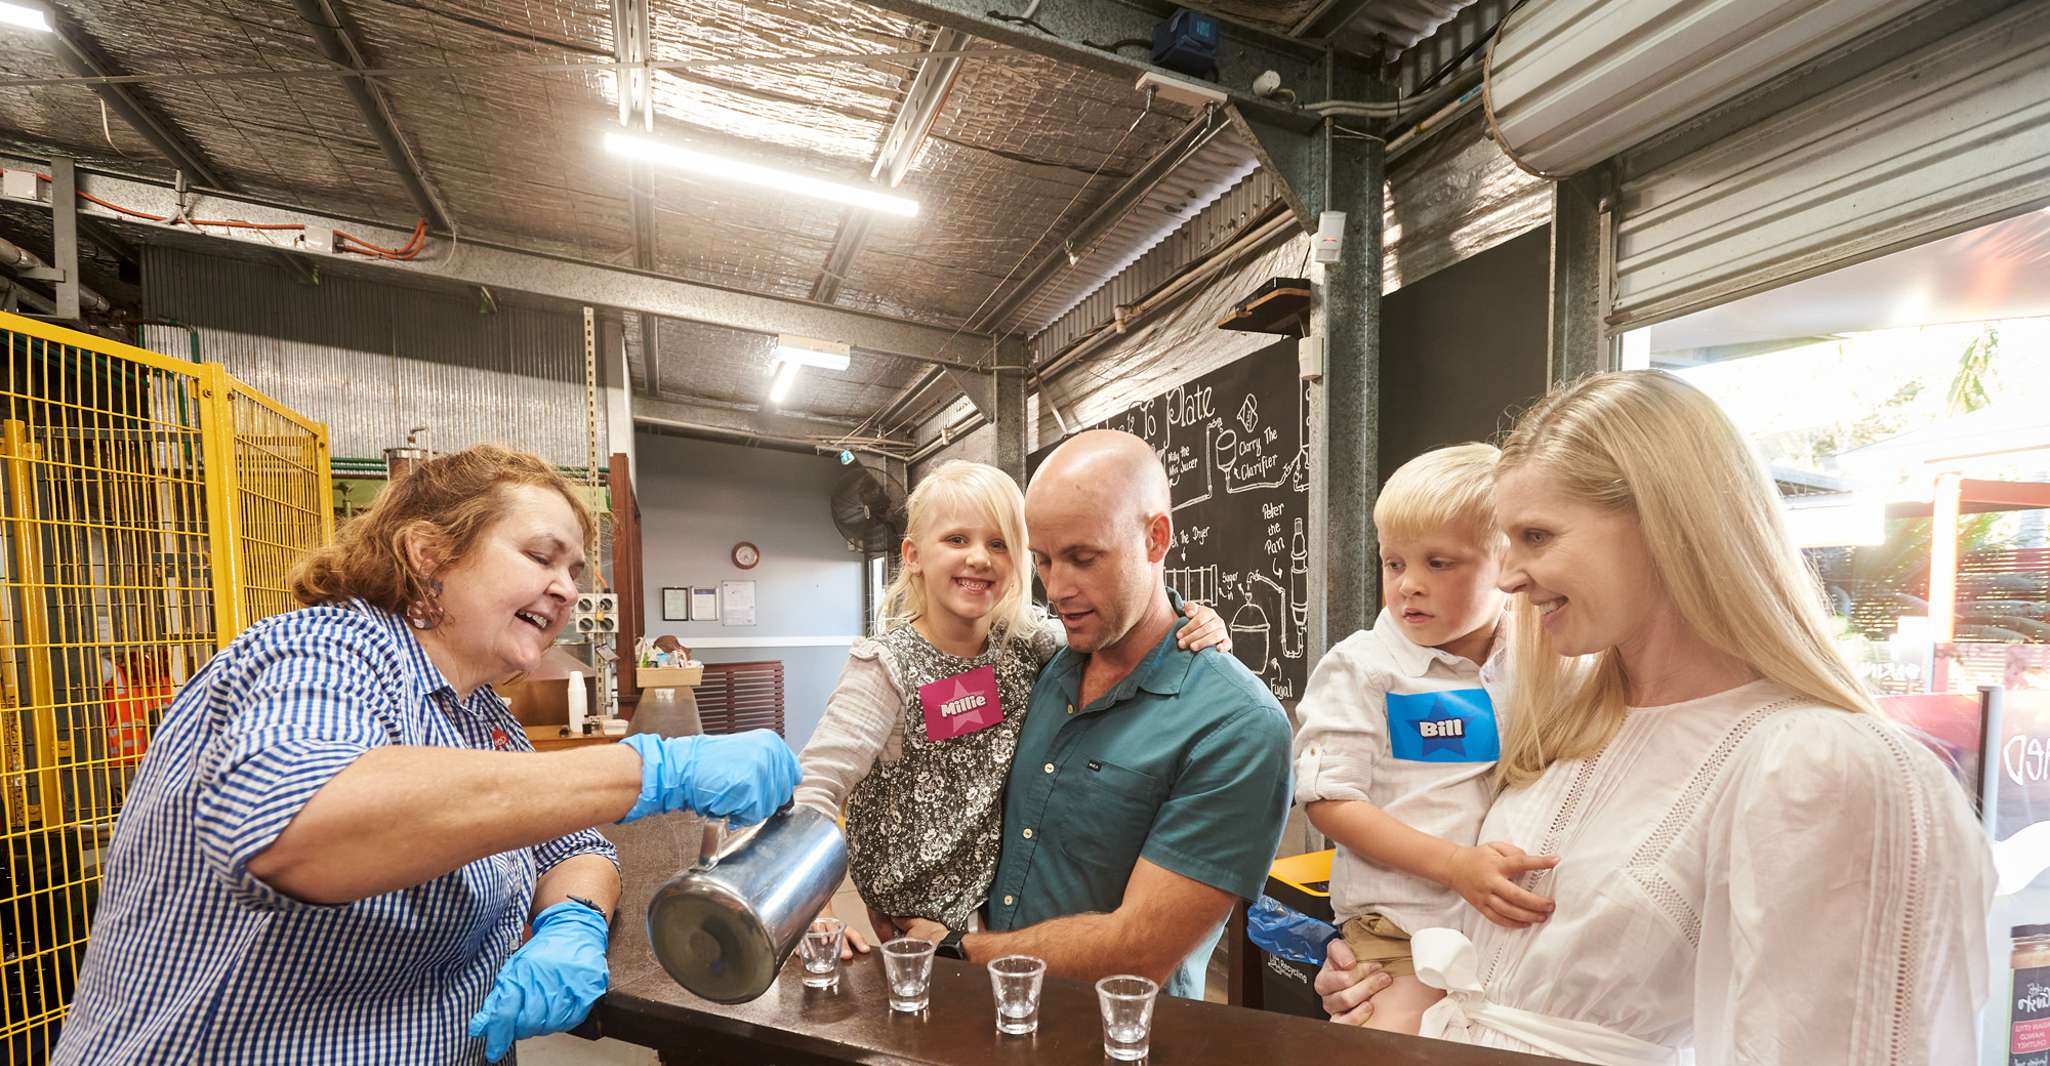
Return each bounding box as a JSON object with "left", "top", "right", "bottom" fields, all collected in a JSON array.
[{"left": 0, "top": 311, "right": 332, "bottom": 1060}]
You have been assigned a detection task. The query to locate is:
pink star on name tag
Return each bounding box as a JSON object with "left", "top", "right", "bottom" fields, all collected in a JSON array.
[{"left": 919, "top": 665, "right": 1004, "bottom": 741}]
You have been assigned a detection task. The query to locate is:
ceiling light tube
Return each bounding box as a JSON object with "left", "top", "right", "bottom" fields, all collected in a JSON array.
[
  {"left": 768, "top": 359, "right": 803, "bottom": 404},
  {"left": 774, "top": 335, "right": 852, "bottom": 371},
  {"left": 0, "top": 1, "right": 52, "bottom": 31},
  {"left": 604, "top": 131, "right": 919, "bottom": 218}
]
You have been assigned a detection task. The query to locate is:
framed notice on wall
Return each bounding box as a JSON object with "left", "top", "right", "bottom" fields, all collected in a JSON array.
[
  {"left": 662, "top": 587, "right": 690, "bottom": 621},
  {"left": 719, "top": 580, "right": 756, "bottom": 626},
  {"left": 690, "top": 586, "right": 718, "bottom": 621}
]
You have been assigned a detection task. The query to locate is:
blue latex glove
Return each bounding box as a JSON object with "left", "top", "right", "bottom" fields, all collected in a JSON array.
[
  {"left": 617, "top": 729, "right": 799, "bottom": 825},
  {"left": 466, "top": 900, "right": 609, "bottom": 1063}
]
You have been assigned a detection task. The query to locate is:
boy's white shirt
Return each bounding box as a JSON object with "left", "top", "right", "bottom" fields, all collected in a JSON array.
[{"left": 1292, "top": 606, "right": 1509, "bottom": 936}]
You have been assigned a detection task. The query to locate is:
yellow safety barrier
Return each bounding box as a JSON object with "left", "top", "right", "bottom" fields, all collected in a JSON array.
[{"left": 0, "top": 311, "right": 331, "bottom": 1060}]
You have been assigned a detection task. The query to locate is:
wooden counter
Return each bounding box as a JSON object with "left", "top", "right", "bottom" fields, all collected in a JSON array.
[
  {"left": 590, "top": 943, "right": 1571, "bottom": 1066},
  {"left": 585, "top": 816, "right": 1575, "bottom": 1066}
]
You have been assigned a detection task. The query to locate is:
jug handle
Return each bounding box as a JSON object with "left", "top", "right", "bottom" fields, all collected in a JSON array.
[{"left": 693, "top": 802, "right": 795, "bottom": 870}]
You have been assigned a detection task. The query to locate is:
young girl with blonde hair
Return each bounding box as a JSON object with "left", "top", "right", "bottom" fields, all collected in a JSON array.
[
  {"left": 796, "top": 460, "right": 1226, "bottom": 951},
  {"left": 1316, "top": 370, "right": 1993, "bottom": 1065}
]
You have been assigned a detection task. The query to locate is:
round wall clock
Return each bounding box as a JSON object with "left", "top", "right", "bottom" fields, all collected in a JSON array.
[{"left": 731, "top": 541, "right": 761, "bottom": 569}]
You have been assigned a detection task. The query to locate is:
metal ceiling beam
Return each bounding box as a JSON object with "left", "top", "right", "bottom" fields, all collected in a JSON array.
[
  {"left": 1288, "top": 0, "right": 1379, "bottom": 41},
  {"left": 846, "top": 0, "right": 1325, "bottom": 129},
  {"left": 291, "top": 0, "right": 454, "bottom": 235},
  {"left": 46, "top": 27, "right": 223, "bottom": 188},
  {"left": 814, "top": 28, "right": 971, "bottom": 304},
  {"left": 969, "top": 104, "right": 1235, "bottom": 333},
  {"left": 45, "top": 20, "right": 314, "bottom": 286},
  {"left": 635, "top": 393, "right": 908, "bottom": 452},
  {"left": 0, "top": 153, "right": 992, "bottom": 362}
]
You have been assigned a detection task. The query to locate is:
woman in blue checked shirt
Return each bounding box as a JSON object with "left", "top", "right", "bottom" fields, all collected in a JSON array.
[{"left": 53, "top": 445, "right": 799, "bottom": 1065}]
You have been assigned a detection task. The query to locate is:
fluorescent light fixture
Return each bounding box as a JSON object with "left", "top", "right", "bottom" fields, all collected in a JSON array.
[
  {"left": 603, "top": 131, "right": 919, "bottom": 218},
  {"left": 774, "top": 335, "right": 852, "bottom": 371},
  {"left": 768, "top": 359, "right": 802, "bottom": 405},
  {"left": 0, "top": 1, "right": 52, "bottom": 31}
]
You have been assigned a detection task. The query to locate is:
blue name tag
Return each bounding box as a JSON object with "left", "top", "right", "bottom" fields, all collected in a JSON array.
[{"left": 1386, "top": 689, "right": 1500, "bottom": 763}]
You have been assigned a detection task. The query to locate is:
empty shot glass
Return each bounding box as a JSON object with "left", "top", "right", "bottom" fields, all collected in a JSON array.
[
  {"left": 882, "top": 937, "right": 937, "bottom": 1013},
  {"left": 1097, "top": 974, "right": 1159, "bottom": 1061},
  {"left": 987, "top": 955, "right": 1047, "bottom": 1035},
  {"left": 796, "top": 916, "right": 846, "bottom": 989}
]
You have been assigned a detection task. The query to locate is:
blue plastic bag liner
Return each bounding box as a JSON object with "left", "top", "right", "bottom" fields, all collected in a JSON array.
[{"left": 1246, "top": 895, "right": 1339, "bottom": 966}]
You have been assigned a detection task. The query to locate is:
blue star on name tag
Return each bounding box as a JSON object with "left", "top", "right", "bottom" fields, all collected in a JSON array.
[{"left": 1386, "top": 689, "right": 1500, "bottom": 763}]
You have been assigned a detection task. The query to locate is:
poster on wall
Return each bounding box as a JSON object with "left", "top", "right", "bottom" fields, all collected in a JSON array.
[
  {"left": 720, "top": 580, "right": 756, "bottom": 626},
  {"left": 1029, "top": 338, "right": 1311, "bottom": 702}
]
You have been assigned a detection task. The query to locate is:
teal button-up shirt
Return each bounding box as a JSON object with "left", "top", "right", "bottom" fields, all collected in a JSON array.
[{"left": 985, "top": 596, "right": 1293, "bottom": 999}]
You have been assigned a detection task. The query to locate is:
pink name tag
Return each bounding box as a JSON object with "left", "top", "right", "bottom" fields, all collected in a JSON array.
[{"left": 918, "top": 665, "right": 1004, "bottom": 741}]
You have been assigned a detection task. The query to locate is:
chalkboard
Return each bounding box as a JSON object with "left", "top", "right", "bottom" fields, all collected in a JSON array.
[{"left": 1029, "top": 339, "right": 1311, "bottom": 702}]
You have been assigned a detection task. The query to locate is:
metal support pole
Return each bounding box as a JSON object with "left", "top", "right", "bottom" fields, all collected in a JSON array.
[
  {"left": 993, "top": 336, "right": 1029, "bottom": 485},
  {"left": 1257, "top": 56, "right": 1384, "bottom": 661},
  {"left": 1548, "top": 166, "right": 1611, "bottom": 384},
  {"left": 50, "top": 156, "right": 80, "bottom": 322},
  {"left": 1311, "top": 129, "right": 1383, "bottom": 655},
  {"left": 1930, "top": 471, "right": 1962, "bottom": 643},
  {"left": 642, "top": 312, "right": 663, "bottom": 394}
]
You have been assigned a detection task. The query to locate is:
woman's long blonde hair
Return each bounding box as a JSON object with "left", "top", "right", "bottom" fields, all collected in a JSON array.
[
  {"left": 1495, "top": 370, "right": 1880, "bottom": 788},
  {"left": 875, "top": 460, "right": 1037, "bottom": 640}
]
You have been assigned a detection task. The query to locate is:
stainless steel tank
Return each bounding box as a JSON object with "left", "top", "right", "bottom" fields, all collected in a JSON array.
[
  {"left": 383, "top": 445, "right": 431, "bottom": 482},
  {"left": 645, "top": 805, "right": 848, "bottom": 1003}
]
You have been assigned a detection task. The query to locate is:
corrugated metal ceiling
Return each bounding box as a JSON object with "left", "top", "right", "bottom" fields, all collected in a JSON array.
[
  {"left": 2, "top": 0, "right": 1487, "bottom": 435},
  {"left": 1199, "top": 0, "right": 1480, "bottom": 55}
]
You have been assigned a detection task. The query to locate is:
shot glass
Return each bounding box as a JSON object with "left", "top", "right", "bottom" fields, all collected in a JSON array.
[
  {"left": 797, "top": 916, "right": 846, "bottom": 989},
  {"left": 882, "top": 937, "right": 938, "bottom": 1013},
  {"left": 1097, "top": 974, "right": 1159, "bottom": 1061},
  {"left": 987, "top": 954, "right": 1047, "bottom": 1036}
]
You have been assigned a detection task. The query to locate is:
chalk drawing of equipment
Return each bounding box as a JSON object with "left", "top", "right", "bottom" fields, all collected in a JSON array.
[
  {"left": 1245, "top": 562, "right": 1306, "bottom": 664},
  {"left": 1229, "top": 600, "right": 1271, "bottom": 675},
  {"left": 1288, "top": 519, "right": 1308, "bottom": 658}
]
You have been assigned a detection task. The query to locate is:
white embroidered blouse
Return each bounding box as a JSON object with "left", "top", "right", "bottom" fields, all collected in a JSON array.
[{"left": 1437, "top": 680, "right": 1994, "bottom": 1065}]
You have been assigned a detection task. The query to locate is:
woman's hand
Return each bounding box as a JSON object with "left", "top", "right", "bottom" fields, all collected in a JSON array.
[
  {"left": 817, "top": 902, "right": 872, "bottom": 960},
  {"left": 466, "top": 900, "right": 609, "bottom": 1061},
  {"left": 1444, "top": 841, "right": 1558, "bottom": 928},
  {"left": 617, "top": 729, "right": 799, "bottom": 824},
  {"left": 1314, "top": 937, "right": 1392, "bottom": 1025},
  {"left": 1176, "top": 600, "right": 1234, "bottom": 654}
]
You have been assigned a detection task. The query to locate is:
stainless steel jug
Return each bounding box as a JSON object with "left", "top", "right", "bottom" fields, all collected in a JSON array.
[{"left": 645, "top": 805, "right": 849, "bottom": 1003}]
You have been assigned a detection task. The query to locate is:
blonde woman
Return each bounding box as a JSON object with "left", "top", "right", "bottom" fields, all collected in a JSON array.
[
  {"left": 1314, "top": 371, "right": 1993, "bottom": 1064},
  {"left": 795, "top": 460, "right": 1227, "bottom": 952}
]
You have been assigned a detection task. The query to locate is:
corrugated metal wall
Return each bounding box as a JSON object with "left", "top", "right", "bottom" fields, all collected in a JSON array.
[
  {"left": 1611, "top": 1, "right": 2050, "bottom": 328},
  {"left": 913, "top": 113, "right": 1549, "bottom": 486},
  {"left": 909, "top": 231, "right": 1309, "bottom": 483},
  {"left": 141, "top": 246, "right": 606, "bottom": 467},
  {"left": 1028, "top": 168, "right": 1286, "bottom": 360}
]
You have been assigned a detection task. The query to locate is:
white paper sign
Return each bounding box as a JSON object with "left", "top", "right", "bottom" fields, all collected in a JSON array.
[{"left": 719, "top": 580, "right": 756, "bottom": 627}]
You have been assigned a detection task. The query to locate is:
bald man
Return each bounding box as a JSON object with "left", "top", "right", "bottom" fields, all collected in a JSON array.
[{"left": 899, "top": 430, "right": 1293, "bottom": 1000}]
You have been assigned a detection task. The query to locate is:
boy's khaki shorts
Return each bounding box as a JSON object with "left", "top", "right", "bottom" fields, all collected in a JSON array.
[{"left": 1339, "top": 913, "right": 1415, "bottom": 977}]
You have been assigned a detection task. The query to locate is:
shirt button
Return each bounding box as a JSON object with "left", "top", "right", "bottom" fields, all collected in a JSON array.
[
  {"left": 1043, "top": 763, "right": 1055, "bottom": 774},
  {"left": 1066, "top": 704, "right": 1075, "bottom": 715},
  {"left": 1003, "top": 894, "right": 1015, "bottom": 906},
  {"left": 1022, "top": 827, "right": 1034, "bottom": 839}
]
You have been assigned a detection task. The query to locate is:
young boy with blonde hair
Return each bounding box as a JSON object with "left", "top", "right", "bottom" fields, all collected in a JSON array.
[{"left": 1292, "top": 442, "right": 1558, "bottom": 1033}]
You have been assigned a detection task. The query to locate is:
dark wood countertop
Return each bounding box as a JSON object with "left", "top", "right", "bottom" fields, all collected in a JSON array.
[{"left": 587, "top": 816, "right": 1573, "bottom": 1066}]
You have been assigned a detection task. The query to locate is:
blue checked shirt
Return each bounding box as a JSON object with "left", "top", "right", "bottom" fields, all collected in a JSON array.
[{"left": 52, "top": 601, "right": 617, "bottom": 1065}]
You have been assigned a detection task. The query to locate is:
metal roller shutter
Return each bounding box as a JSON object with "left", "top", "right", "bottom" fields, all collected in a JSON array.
[{"left": 1609, "top": 2, "right": 2050, "bottom": 329}]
